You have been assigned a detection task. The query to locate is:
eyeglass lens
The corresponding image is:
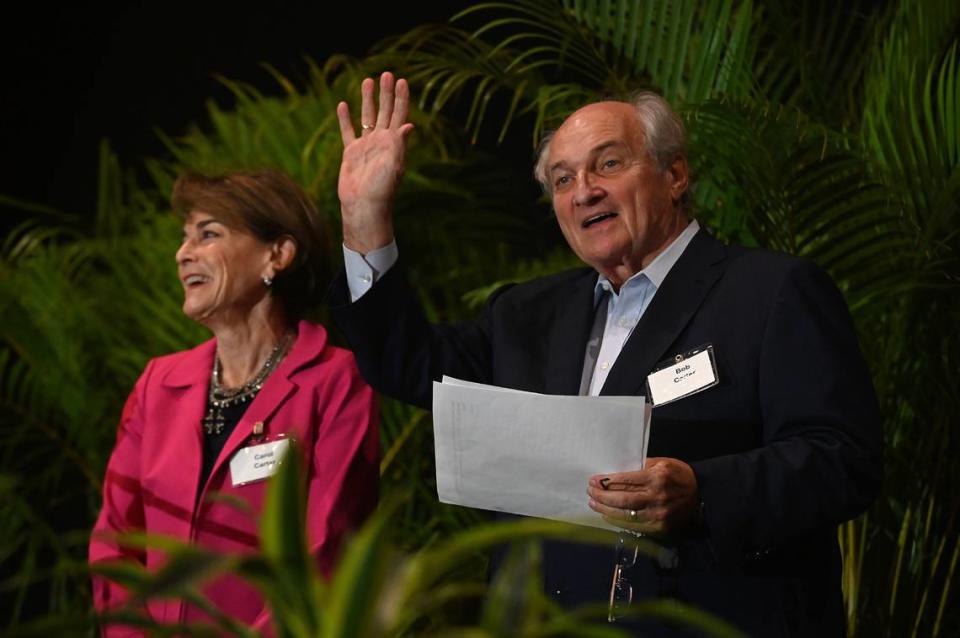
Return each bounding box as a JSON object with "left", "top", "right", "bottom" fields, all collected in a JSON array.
[{"left": 608, "top": 534, "right": 640, "bottom": 622}]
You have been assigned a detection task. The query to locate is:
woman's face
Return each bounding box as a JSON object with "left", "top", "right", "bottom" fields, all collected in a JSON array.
[{"left": 175, "top": 210, "right": 276, "bottom": 325}]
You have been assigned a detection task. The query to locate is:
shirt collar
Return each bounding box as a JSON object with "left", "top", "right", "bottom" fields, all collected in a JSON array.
[{"left": 593, "top": 219, "right": 700, "bottom": 303}]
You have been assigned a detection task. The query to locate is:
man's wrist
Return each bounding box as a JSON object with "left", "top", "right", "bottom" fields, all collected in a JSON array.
[
  {"left": 342, "top": 232, "right": 395, "bottom": 256},
  {"left": 340, "top": 205, "right": 394, "bottom": 255}
]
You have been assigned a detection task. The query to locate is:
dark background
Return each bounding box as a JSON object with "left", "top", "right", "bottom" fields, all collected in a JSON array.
[{"left": 1, "top": 3, "right": 472, "bottom": 219}]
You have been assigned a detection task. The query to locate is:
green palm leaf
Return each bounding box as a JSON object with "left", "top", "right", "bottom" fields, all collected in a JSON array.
[{"left": 380, "top": 0, "right": 757, "bottom": 145}]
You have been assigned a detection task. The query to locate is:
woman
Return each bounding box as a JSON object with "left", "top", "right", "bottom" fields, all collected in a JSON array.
[{"left": 90, "top": 169, "right": 378, "bottom": 635}]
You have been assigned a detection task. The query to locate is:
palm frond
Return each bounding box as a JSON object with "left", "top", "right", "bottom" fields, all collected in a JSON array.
[
  {"left": 861, "top": 2, "right": 960, "bottom": 239},
  {"left": 753, "top": 0, "right": 883, "bottom": 122},
  {"left": 563, "top": 0, "right": 756, "bottom": 102},
  {"left": 379, "top": 0, "right": 758, "bottom": 146},
  {"left": 686, "top": 98, "right": 912, "bottom": 313}
]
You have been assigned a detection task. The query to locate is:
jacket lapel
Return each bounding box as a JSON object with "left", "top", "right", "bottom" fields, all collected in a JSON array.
[
  {"left": 204, "top": 320, "right": 328, "bottom": 486},
  {"left": 601, "top": 229, "right": 726, "bottom": 397},
  {"left": 544, "top": 269, "right": 600, "bottom": 395},
  {"left": 160, "top": 339, "right": 215, "bottom": 521}
]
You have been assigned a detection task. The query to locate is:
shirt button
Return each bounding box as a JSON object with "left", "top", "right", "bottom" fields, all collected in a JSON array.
[
  {"left": 618, "top": 317, "right": 628, "bottom": 327},
  {"left": 360, "top": 273, "right": 372, "bottom": 284},
  {"left": 601, "top": 361, "right": 610, "bottom": 370}
]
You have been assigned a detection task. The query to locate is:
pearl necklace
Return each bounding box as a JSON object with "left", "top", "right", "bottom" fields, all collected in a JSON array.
[{"left": 202, "top": 334, "right": 293, "bottom": 436}]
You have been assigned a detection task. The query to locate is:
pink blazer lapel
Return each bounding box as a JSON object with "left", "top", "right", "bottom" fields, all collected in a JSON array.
[
  {"left": 204, "top": 321, "right": 330, "bottom": 489},
  {"left": 158, "top": 339, "right": 215, "bottom": 528}
]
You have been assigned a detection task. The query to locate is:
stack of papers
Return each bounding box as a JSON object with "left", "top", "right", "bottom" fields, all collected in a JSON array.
[{"left": 432, "top": 377, "right": 651, "bottom": 530}]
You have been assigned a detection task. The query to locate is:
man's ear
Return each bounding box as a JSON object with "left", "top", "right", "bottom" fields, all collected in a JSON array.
[{"left": 667, "top": 156, "right": 690, "bottom": 205}]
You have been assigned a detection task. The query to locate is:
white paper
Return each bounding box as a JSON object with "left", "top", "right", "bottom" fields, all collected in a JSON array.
[{"left": 432, "top": 377, "right": 651, "bottom": 530}]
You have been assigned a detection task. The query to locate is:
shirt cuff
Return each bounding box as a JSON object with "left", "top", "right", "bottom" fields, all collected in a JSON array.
[{"left": 342, "top": 240, "right": 399, "bottom": 302}]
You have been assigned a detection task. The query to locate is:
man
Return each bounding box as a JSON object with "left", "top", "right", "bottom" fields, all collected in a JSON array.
[{"left": 329, "top": 73, "right": 882, "bottom": 636}]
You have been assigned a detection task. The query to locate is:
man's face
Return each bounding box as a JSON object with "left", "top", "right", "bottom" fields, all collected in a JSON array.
[{"left": 546, "top": 102, "right": 688, "bottom": 286}]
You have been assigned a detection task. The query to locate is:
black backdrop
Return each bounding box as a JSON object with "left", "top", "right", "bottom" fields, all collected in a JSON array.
[{"left": 0, "top": 2, "right": 472, "bottom": 222}]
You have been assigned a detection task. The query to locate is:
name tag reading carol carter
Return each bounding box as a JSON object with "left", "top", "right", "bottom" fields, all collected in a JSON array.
[
  {"left": 230, "top": 437, "right": 290, "bottom": 486},
  {"left": 646, "top": 344, "right": 719, "bottom": 407}
]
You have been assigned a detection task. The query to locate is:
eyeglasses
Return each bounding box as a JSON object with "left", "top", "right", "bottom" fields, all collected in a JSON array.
[{"left": 608, "top": 532, "right": 640, "bottom": 622}]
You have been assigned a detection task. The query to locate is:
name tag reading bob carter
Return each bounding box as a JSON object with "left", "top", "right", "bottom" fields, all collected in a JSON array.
[
  {"left": 646, "top": 345, "right": 719, "bottom": 406},
  {"left": 230, "top": 437, "right": 291, "bottom": 486}
]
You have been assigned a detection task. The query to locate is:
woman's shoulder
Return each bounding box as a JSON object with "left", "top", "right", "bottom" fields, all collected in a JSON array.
[
  {"left": 157, "top": 338, "right": 215, "bottom": 365},
  {"left": 133, "top": 338, "right": 216, "bottom": 390},
  {"left": 289, "top": 321, "right": 361, "bottom": 374}
]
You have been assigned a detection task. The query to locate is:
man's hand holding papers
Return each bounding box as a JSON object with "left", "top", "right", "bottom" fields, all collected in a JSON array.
[{"left": 586, "top": 458, "right": 700, "bottom": 536}]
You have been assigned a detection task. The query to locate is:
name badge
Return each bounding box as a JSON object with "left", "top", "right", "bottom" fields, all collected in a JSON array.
[
  {"left": 230, "top": 437, "right": 291, "bottom": 486},
  {"left": 646, "top": 344, "right": 719, "bottom": 407}
]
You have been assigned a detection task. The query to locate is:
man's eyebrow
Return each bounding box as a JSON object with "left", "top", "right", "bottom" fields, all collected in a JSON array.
[
  {"left": 593, "top": 140, "right": 628, "bottom": 154},
  {"left": 548, "top": 140, "right": 628, "bottom": 174}
]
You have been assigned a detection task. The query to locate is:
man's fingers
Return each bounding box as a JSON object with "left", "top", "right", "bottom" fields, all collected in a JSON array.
[
  {"left": 342, "top": 74, "right": 410, "bottom": 143},
  {"left": 376, "top": 72, "right": 395, "bottom": 129},
  {"left": 360, "top": 78, "right": 376, "bottom": 134},
  {"left": 589, "top": 459, "right": 678, "bottom": 491},
  {"left": 589, "top": 498, "right": 651, "bottom": 533},
  {"left": 336, "top": 102, "right": 356, "bottom": 146},
  {"left": 589, "top": 470, "right": 647, "bottom": 491},
  {"left": 390, "top": 78, "right": 410, "bottom": 129},
  {"left": 588, "top": 496, "right": 631, "bottom": 519},
  {"left": 588, "top": 484, "right": 652, "bottom": 510}
]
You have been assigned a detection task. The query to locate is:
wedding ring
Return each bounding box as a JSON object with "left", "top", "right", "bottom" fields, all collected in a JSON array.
[{"left": 361, "top": 123, "right": 374, "bottom": 130}]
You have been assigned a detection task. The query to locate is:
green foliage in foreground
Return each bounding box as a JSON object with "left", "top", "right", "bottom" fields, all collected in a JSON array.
[
  {"left": 0, "top": 0, "right": 958, "bottom": 636},
  {"left": 86, "top": 445, "right": 743, "bottom": 638}
]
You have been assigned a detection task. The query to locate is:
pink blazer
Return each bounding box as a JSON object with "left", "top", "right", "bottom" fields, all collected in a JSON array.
[{"left": 89, "top": 321, "right": 378, "bottom": 636}]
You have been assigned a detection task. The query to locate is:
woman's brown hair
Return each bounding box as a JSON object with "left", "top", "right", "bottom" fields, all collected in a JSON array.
[{"left": 172, "top": 169, "right": 330, "bottom": 320}]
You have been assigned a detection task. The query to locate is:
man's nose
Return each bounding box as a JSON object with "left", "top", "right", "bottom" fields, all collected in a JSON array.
[{"left": 573, "top": 174, "right": 604, "bottom": 207}]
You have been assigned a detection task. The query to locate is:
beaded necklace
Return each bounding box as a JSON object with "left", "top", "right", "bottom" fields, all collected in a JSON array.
[{"left": 202, "top": 334, "right": 292, "bottom": 436}]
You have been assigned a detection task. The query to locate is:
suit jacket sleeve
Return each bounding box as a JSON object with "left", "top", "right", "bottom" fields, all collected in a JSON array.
[
  {"left": 328, "top": 261, "right": 507, "bottom": 409},
  {"left": 89, "top": 362, "right": 153, "bottom": 638},
  {"left": 689, "top": 258, "right": 883, "bottom": 563}
]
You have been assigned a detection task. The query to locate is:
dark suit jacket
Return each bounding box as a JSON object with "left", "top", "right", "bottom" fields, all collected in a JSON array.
[{"left": 329, "top": 228, "right": 882, "bottom": 636}]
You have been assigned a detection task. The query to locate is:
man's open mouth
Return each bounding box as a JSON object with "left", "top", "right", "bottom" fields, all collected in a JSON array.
[{"left": 582, "top": 212, "right": 617, "bottom": 228}]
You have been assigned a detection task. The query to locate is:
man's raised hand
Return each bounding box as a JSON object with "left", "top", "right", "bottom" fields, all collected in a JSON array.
[{"left": 336, "top": 72, "right": 414, "bottom": 254}]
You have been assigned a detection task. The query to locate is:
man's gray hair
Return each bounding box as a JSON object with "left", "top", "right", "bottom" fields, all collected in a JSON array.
[{"left": 533, "top": 91, "right": 690, "bottom": 209}]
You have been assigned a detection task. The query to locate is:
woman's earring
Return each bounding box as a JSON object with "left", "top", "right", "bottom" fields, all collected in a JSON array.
[{"left": 262, "top": 276, "right": 273, "bottom": 287}]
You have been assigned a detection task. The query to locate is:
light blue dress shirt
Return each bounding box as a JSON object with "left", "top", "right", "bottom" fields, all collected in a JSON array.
[
  {"left": 342, "top": 241, "right": 399, "bottom": 302},
  {"left": 586, "top": 220, "right": 700, "bottom": 395}
]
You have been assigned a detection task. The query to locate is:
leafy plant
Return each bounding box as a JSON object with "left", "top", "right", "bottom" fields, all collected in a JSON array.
[
  {"left": 90, "top": 442, "right": 744, "bottom": 638},
  {"left": 1, "top": 0, "right": 958, "bottom": 636}
]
